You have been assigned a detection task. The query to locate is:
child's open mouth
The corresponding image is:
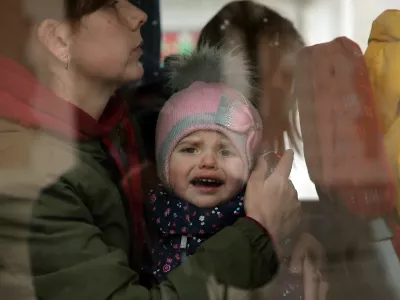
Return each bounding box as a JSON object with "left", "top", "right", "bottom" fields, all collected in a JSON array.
[
  {"left": 190, "top": 177, "right": 224, "bottom": 194},
  {"left": 190, "top": 178, "right": 224, "bottom": 187}
]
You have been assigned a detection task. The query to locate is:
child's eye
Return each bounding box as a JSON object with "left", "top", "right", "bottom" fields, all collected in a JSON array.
[
  {"left": 219, "top": 149, "right": 232, "bottom": 156},
  {"left": 181, "top": 147, "right": 197, "bottom": 154}
]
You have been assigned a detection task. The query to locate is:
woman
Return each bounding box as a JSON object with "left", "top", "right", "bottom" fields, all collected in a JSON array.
[{"left": 0, "top": 1, "right": 300, "bottom": 300}]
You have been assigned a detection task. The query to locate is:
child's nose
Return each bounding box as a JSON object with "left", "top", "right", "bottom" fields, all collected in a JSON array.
[{"left": 199, "top": 153, "right": 217, "bottom": 169}]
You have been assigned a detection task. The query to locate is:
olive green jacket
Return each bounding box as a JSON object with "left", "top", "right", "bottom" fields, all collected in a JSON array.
[{"left": 0, "top": 119, "right": 278, "bottom": 300}]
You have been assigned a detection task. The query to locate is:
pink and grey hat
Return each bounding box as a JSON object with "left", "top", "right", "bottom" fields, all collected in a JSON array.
[{"left": 156, "top": 46, "right": 263, "bottom": 186}]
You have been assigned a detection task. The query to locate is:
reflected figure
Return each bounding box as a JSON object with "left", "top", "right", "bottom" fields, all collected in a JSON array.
[{"left": 198, "top": 0, "right": 304, "bottom": 154}]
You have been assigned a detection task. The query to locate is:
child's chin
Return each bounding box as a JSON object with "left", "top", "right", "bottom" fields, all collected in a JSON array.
[{"left": 186, "top": 195, "right": 230, "bottom": 208}]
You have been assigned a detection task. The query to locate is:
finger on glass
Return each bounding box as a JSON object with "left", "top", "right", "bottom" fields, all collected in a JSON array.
[{"left": 273, "top": 149, "right": 294, "bottom": 179}]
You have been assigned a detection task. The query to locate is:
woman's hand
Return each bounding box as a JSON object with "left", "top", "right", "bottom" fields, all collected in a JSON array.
[
  {"left": 290, "top": 233, "right": 329, "bottom": 300},
  {"left": 245, "top": 149, "right": 301, "bottom": 238}
]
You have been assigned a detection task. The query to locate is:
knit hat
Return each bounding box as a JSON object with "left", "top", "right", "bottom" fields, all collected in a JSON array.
[{"left": 156, "top": 46, "right": 263, "bottom": 186}]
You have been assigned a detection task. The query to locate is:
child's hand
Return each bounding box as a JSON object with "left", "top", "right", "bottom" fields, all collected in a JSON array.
[{"left": 244, "top": 149, "right": 301, "bottom": 239}]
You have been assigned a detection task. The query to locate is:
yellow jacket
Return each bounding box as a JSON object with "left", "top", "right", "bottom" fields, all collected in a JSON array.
[{"left": 365, "top": 9, "right": 400, "bottom": 215}]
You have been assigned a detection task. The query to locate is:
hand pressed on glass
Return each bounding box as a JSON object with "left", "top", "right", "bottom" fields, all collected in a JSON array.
[{"left": 245, "top": 149, "right": 301, "bottom": 238}]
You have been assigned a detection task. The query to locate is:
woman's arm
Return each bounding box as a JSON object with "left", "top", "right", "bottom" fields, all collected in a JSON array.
[{"left": 2, "top": 182, "right": 278, "bottom": 300}]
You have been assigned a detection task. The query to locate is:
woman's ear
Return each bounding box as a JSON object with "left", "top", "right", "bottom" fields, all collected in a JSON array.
[{"left": 36, "top": 19, "right": 70, "bottom": 67}]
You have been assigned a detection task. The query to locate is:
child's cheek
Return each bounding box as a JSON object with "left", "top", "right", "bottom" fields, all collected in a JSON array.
[{"left": 225, "top": 157, "right": 246, "bottom": 182}]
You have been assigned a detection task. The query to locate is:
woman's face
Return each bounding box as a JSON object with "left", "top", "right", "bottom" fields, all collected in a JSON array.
[{"left": 68, "top": 0, "right": 147, "bottom": 84}]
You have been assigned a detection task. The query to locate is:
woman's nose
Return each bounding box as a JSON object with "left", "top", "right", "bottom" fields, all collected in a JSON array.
[
  {"left": 126, "top": 4, "right": 147, "bottom": 31},
  {"left": 199, "top": 153, "right": 217, "bottom": 169}
]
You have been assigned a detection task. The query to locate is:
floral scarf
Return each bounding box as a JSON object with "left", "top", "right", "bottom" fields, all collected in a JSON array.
[{"left": 146, "top": 186, "right": 245, "bottom": 282}]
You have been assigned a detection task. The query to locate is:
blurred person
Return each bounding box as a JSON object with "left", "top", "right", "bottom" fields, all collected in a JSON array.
[
  {"left": 197, "top": 2, "right": 329, "bottom": 300},
  {"left": 0, "top": 1, "right": 305, "bottom": 300},
  {"left": 197, "top": 0, "right": 304, "bottom": 154},
  {"left": 295, "top": 31, "right": 398, "bottom": 300},
  {"left": 365, "top": 8, "right": 400, "bottom": 298}
]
